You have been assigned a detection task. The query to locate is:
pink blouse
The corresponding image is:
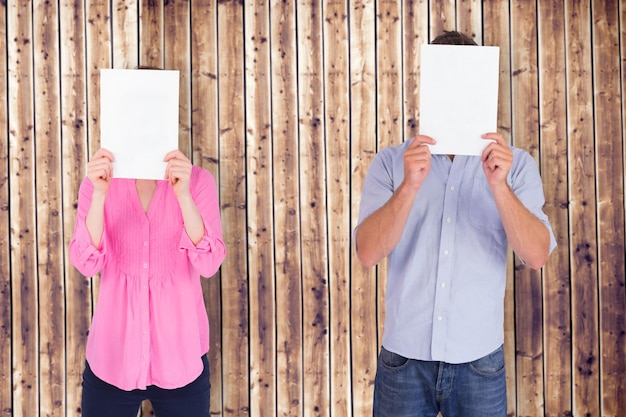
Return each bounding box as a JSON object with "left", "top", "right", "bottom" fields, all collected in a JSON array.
[{"left": 70, "top": 166, "right": 226, "bottom": 391}]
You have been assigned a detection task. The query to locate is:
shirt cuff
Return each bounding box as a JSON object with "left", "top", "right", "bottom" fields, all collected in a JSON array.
[{"left": 178, "top": 226, "right": 218, "bottom": 253}]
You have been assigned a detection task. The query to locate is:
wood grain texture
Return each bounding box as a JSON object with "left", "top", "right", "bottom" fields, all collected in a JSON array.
[
  {"left": 565, "top": 1, "right": 600, "bottom": 414},
  {"left": 217, "top": 0, "right": 249, "bottom": 415},
  {"left": 60, "top": 0, "right": 92, "bottom": 415},
  {"left": 112, "top": 0, "right": 138, "bottom": 69},
  {"left": 510, "top": 1, "right": 546, "bottom": 415},
  {"left": 190, "top": 1, "right": 223, "bottom": 416},
  {"left": 429, "top": 0, "right": 456, "bottom": 38},
  {"left": 349, "top": 1, "right": 378, "bottom": 415},
  {"left": 34, "top": 1, "right": 65, "bottom": 416},
  {"left": 1, "top": 2, "right": 626, "bottom": 416},
  {"left": 402, "top": 0, "right": 428, "bottom": 142},
  {"left": 297, "top": 1, "right": 330, "bottom": 415},
  {"left": 245, "top": 0, "right": 277, "bottom": 415},
  {"left": 0, "top": 0, "right": 11, "bottom": 415},
  {"left": 270, "top": 0, "right": 303, "bottom": 415},
  {"left": 456, "top": 0, "right": 482, "bottom": 45},
  {"left": 591, "top": 1, "right": 626, "bottom": 415},
  {"left": 538, "top": 1, "right": 572, "bottom": 416},
  {"left": 323, "top": 1, "right": 351, "bottom": 415},
  {"left": 8, "top": 1, "right": 39, "bottom": 415},
  {"left": 164, "top": 0, "right": 191, "bottom": 157},
  {"left": 140, "top": 0, "right": 163, "bottom": 68}
]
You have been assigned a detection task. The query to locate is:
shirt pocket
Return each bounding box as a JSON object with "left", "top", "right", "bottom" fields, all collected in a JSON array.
[{"left": 468, "top": 179, "right": 503, "bottom": 230}]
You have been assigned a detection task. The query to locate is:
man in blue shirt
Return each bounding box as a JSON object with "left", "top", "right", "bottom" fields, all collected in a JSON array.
[{"left": 354, "top": 31, "right": 556, "bottom": 417}]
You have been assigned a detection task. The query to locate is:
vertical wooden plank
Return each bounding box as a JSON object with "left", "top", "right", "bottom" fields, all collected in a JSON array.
[
  {"left": 190, "top": 1, "right": 223, "bottom": 415},
  {"left": 0, "top": 0, "right": 11, "bottom": 415},
  {"left": 139, "top": 0, "right": 163, "bottom": 67},
  {"left": 429, "top": 0, "right": 455, "bottom": 38},
  {"left": 8, "top": 1, "right": 39, "bottom": 415},
  {"left": 244, "top": 0, "right": 276, "bottom": 415},
  {"left": 403, "top": 0, "right": 428, "bottom": 140},
  {"left": 591, "top": 1, "right": 626, "bottom": 415},
  {"left": 270, "top": 0, "right": 304, "bottom": 414},
  {"left": 33, "top": 1, "right": 65, "bottom": 416},
  {"left": 112, "top": 0, "right": 138, "bottom": 69},
  {"left": 323, "top": 0, "right": 351, "bottom": 415},
  {"left": 456, "top": 0, "right": 482, "bottom": 45},
  {"left": 565, "top": 1, "right": 600, "bottom": 415},
  {"left": 511, "top": 1, "right": 545, "bottom": 416},
  {"left": 622, "top": 0, "right": 626, "bottom": 281},
  {"left": 86, "top": 0, "right": 112, "bottom": 156},
  {"left": 164, "top": 0, "right": 191, "bottom": 156},
  {"left": 376, "top": 0, "right": 403, "bottom": 151},
  {"left": 537, "top": 1, "right": 572, "bottom": 415},
  {"left": 349, "top": 0, "right": 377, "bottom": 414},
  {"left": 482, "top": 2, "right": 515, "bottom": 415},
  {"left": 217, "top": 0, "right": 249, "bottom": 415},
  {"left": 297, "top": 0, "right": 330, "bottom": 415}
]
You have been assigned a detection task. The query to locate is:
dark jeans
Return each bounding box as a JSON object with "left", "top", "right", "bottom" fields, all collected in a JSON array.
[
  {"left": 81, "top": 355, "right": 211, "bottom": 417},
  {"left": 373, "top": 345, "right": 506, "bottom": 417}
]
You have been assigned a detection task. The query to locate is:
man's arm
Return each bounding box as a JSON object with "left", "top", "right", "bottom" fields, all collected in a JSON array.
[
  {"left": 356, "top": 136, "right": 436, "bottom": 267},
  {"left": 481, "top": 133, "right": 551, "bottom": 270}
]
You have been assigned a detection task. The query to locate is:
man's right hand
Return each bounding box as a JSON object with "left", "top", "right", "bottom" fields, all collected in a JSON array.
[{"left": 403, "top": 135, "right": 436, "bottom": 191}]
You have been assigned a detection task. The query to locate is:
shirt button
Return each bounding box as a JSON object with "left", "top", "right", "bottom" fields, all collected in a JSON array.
[
  {"left": 450, "top": 186, "right": 455, "bottom": 191},
  {"left": 443, "top": 250, "right": 449, "bottom": 255},
  {"left": 437, "top": 315, "right": 443, "bottom": 321},
  {"left": 441, "top": 282, "right": 446, "bottom": 288},
  {"left": 144, "top": 241, "right": 148, "bottom": 246},
  {"left": 446, "top": 217, "right": 451, "bottom": 223},
  {"left": 143, "top": 331, "right": 148, "bottom": 336},
  {"left": 143, "top": 263, "right": 148, "bottom": 268}
]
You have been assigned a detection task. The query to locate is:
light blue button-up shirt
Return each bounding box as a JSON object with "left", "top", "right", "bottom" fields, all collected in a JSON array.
[{"left": 355, "top": 139, "right": 556, "bottom": 363}]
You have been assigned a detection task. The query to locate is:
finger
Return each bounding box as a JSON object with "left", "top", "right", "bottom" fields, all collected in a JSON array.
[
  {"left": 481, "top": 142, "right": 501, "bottom": 162},
  {"left": 163, "top": 149, "right": 188, "bottom": 162},
  {"left": 89, "top": 166, "right": 112, "bottom": 181},
  {"left": 165, "top": 159, "right": 192, "bottom": 170},
  {"left": 92, "top": 148, "right": 115, "bottom": 162},
  {"left": 87, "top": 160, "right": 112, "bottom": 177},
  {"left": 481, "top": 132, "right": 504, "bottom": 143},
  {"left": 409, "top": 135, "right": 437, "bottom": 148}
]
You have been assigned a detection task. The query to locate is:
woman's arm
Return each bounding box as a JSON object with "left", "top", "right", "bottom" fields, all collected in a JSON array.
[{"left": 165, "top": 150, "right": 227, "bottom": 276}]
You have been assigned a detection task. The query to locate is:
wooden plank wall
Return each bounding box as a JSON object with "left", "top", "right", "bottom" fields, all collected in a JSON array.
[{"left": 1, "top": 1, "right": 625, "bottom": 416}]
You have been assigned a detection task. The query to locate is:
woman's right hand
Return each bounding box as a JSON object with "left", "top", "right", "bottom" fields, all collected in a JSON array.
[{"left": 87, "top": 148, "right": 115, "bottom": 195}]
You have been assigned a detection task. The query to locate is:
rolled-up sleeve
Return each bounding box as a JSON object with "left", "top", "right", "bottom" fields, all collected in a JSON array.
[
  {"left": 69, "top": 178, "right": 108, "bottom": 277},
  {"left": 179, "top": 167, "right": 227, "bottom": 277}
]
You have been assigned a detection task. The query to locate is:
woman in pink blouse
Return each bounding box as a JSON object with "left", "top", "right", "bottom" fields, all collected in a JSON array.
[{"left": 70, "top": 148, "right": 226, "bottom": 417}]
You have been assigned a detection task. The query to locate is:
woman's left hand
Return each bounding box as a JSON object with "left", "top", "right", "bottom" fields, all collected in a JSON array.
[{"left": 164, "top": 150, "right": 193, "bottom": 198}]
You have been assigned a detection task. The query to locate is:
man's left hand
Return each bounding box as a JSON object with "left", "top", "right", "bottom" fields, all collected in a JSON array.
[{"left": 481, "top": 132, "right": 512, "bottom": 189}]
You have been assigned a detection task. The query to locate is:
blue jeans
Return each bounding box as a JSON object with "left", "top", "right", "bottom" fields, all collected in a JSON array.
[
  {"left": 373, "top": 345, "right": 506, "bottom": 417},
  {"left": 81, "top": 355, "right": 211, "bottom": 417}
]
